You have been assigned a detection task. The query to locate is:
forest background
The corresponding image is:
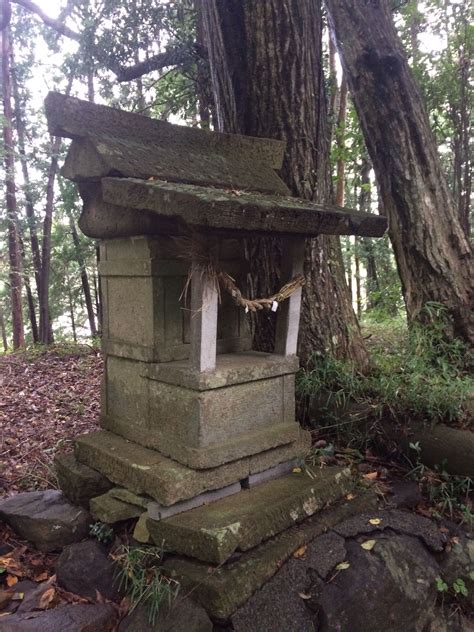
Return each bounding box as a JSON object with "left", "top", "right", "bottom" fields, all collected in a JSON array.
[{"left": 0, "top": 0, "right": 472, "bottom": 420}]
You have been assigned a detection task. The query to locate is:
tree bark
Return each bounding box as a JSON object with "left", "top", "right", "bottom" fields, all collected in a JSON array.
[
  {"left": 335, "top": 77, "right": 348, "bottom": 207},
  {"left": 2, "top": 4, "right": 25, "bottom": 349},
  {"left": 38, "top": 135, "right": 61, "bottom": 345},
  {"left": 11, "top": 48, "right": 42, "bottom": 299},
  {"left": 202, "top": 0, "right": 368, "bottom": 367},
  {"left": 326, "top": 0, "right": 473, "bottom": 344},
  {"left": 68, "top": 214, "right": 97, "bottom": 337},
  {"left": 0, "top": 306, "right": 8, "bottom": 352}
]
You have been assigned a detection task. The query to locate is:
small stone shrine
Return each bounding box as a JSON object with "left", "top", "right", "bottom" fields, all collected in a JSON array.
[{"left": 47, "top": 92, "right": 386, "bottom": 619}]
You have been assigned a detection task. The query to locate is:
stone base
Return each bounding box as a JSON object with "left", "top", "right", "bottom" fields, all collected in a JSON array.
[
  {"left": 147, "top": 466, "right": 356, "bottom": 564},
  {"left": 163, "top": 491, "right": 378, "bottom": 621},
  {"left": 72, "top": 428, "right": 310, "bottom": 506}
]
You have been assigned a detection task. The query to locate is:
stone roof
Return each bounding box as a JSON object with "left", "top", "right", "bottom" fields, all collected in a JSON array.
[{"left": 45, "top": 92, "right": 387, "bottom": 239}]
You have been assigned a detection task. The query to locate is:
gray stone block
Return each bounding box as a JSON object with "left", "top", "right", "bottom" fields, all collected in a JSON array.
[{"left": 148, "top": 467, "right": 356, "bottom": 564}]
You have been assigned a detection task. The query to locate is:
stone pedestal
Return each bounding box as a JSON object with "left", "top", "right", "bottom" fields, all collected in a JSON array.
[{"left": 46, "top": 92, "right": 387, "bottom": 625}]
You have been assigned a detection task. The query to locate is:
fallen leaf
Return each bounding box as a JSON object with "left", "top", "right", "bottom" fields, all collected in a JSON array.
[
  {"left": 6, "top": 576, "right": 18, "bottom": 588},
  {"left": 34, "top": 572, "right": 49, "bottom": 583},
  {"left": 11, "top": 592, "right": 24, "bottom": 601},
  {"left": 346, "top": 493, "right": 356, "bottom": 501},
  {"left": 298, "top": 592, "right": 312, "bottom": 600},
  {"left": 38, "top": 587, "right": 56, "bottom": 610},
  {"left": 361, "top": 539, "right": 377, "bottom": 551},
  {"left": 363, "top": 472, "right": 378, "bottom": 481},
  {"left": 369, "top": 518, "right": 382, "bottom": 526},
  {"left": 335, "top": 561, "right": 350, "bottom": 571},
  {"left": 293, "top": 546, "right": 307, "bottom": 559},
  {"left": 292, "top": 467, "right": 302, "bottom": 474}
]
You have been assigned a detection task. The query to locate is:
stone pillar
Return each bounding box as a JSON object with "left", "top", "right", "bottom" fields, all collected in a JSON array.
[
  {"left": 190, "top": 269, "right": 218, "bottom": 372},
  {"left": 274, "top": 237, "right": 305, "bottom": 356}
]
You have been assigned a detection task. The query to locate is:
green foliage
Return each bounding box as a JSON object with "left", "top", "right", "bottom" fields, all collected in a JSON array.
[
  {"left": 436, "top": 576, "right": 469, "bottom": 598},
  {"left": 89, "top": 521, "right": 114, "bottom": 544},
  {"left": 298, "top": 304, "right": 473, "bottom": 428},
  {"left": 114, "top": 544, "right": 180, "bottom": 624}
]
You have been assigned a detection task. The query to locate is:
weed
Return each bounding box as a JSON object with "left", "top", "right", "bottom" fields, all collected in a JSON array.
[
  {"left": 114, "top": 544, "right": 179, "bottom": 624},
  {"left": 89, "top": 521, "right": 114, "bottom": 544}
]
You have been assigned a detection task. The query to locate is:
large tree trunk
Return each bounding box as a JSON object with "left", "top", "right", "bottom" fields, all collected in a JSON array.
[
  {"left": 202, "top": 0, "right": 368, "bottom": 367},
  {"left": 2, "top": 3, "right": 25, "bottom": 349},
  {"left": 326, "top": 0, "right": 473, "bottom": 344}
]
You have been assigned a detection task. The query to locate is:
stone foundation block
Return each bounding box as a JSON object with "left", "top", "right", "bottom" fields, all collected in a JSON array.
[
  {"left": 148, "top": 467, "right": 356, "bottom": 564},
  {"left": 163, "top": 491, "right": 377, "bottom": 620},
  {"left": 74, "top": 429, "right": 311, "bottom": 507},
  {"left": 55, "top": 452, "right": 112, "bottom": 508}
]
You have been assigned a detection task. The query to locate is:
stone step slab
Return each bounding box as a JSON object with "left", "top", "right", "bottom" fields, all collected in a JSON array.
[
  {"left": 148, "top": 466, "right": 356, "bottom": 564},
  {"left": 74, "top": 429, "right": 310, "bottom": 507},
  {"left": 89, "top": 491, "right": 144, "bottom": 524},
  {"left": 0, "top": 490, "right": 91, "bottom": 553},
  {"left": 163, "top": 491, "right": 377, "bottom": 620}
]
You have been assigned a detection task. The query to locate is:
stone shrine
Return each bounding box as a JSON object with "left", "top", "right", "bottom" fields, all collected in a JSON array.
[{"left": 47, "top": 92, "right": 386, "bottom": 620}]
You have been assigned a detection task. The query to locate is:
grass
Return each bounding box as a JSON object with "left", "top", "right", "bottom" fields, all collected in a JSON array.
[
  {"left": 113, "top": 544, "right": 179, "bottom": 624},
  {"left": 298, "top": 304, "right": 473, "bottom": 430}
]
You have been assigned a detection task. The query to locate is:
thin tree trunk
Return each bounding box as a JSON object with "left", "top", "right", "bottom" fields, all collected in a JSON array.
[
  {"left": 95, "top": 246, "right": 103, "bottom": 335},
  {"left": 2, "top": 5, "right": 24, "bottom": 349},
  {"left": 38, "top": 135, "right": 61, "bottom": 344},
  {"left": 11, "top": 47, "right": 42, "bottom": 298},
  {"left": 68, "top": 214, "right": 97, "bottom": 336},
  {"left": 18, "top": 234, "right": 38, "bottom": 342},
  {"left": 67, "top": 283, "right": 77, "bottom": 343},
  {"left": 354, "top": 237, "right": 362, "bottom": 319},
  {"left": 335, "top": 77, "right": 348, "bottom": 207},
  {"left": 202, "top": 0, "right": 368, "bottom": 367},
  {"left": 0, "top": 306, "right": 8, "bottom": 352},
  {"left": 326, "top": 0, "right": 473, "bottom": 344},
  {"left": 358, "top": 156, "right": 380, "bottom": 309},
  {"left": 38, "top": 74, "right": 74, "bottom": 344}
]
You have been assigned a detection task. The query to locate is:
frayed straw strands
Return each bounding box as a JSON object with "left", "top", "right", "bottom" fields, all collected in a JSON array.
[{"left": 174, "top": 235, "right": 305, "bottom": 313}]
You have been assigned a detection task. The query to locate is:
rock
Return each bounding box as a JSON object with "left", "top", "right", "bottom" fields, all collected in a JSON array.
[
  {"left": 387, "top": 480, "right": 422, "bottom": 509},
  {"left": 16, "top": 581, "right": 52, "bottom": 613},
  {"left": 333, "top": 509, "right": 446, "bottom": 552},
  {"left": 55, "top": 453, "right": 112, "bottom": 508},
  {"left": 438, "top": 535, "right": 474, "bottom": 610},
  {"left": 117, "top": 598, "right": 212, "bottom": 631},
  {"left": 231, "top": 530, "right": 442, "bottom": 632},
  {"left": 0, "top": 490, "right": 91, "bottom": 552},
  {"left": 0, "top": 603, "right": 117, "bottom": 631},
  {"left": 132, "top": 513, "right": 151, "bottom": 544},
  {"left": 56, "top": 540, "right": 121, "bottom": 602},
  {"left": 89, "top": 490, "right": 144, "bottom": 524}
]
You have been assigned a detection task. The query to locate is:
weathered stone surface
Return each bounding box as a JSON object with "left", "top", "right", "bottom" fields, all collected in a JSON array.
[
  {"left": 144, "top": 352, "right": 299, "bottom": 391},
  {"left": 75, "top": 431, "right": 249, "bottom": 506},
  {"left": 242, "top": 460, "right": 298, "bottom": 488},
  {"left": 132, "top": 513, "right": 151, "bottom": 544},
  {"left": 148, "top": 467, "right": 355, "bottom": 564},
  {"left": 94, "top": 177, "right": 387, "bottom": 240},
  {"left": 45, "top": 92, "right": 285, "bottom": 170},
  {"left": 90, "top": 491, "right": 144, "bottom": 524},
  {"left": 74, "top": 430, "right": 309, "bottom": 506},
  {"left": 387, "top": 479, "right": 423, "bottom": 509},
  {"left": 333, "top": 509, "right": 446, "bottom": 552},
  {"left": 56, "top": 540, "right": 121, "bottom": 601},
  {"left": 117, "top": 598, "right": 212, "bottom": 632},
  {"left": 147, "top": 482, "right": 241, "bottom": 521},
  {"left": 0, "top": 491, "right": 91, "bottom": 552},
  {"left": 0, "top": 603, "right": 117, "bottom": 631},
  {"left": 163, "top": 491, "right": 377, "bottom": 619},
  {"left": 62, "top": 134, "right": 290, "bottom": 195},
  {"left": 231, "top": 534, "right": 440, "bottom": 632},
  {"left": 55, "top": 452, "right": 112, "bottom": 508}
]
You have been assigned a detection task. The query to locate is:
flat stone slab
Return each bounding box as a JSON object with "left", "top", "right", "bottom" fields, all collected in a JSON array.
[
  {"left": 0, "top": 490, "right": 91, "bottom": 552},
  {"left": 0, "top": 603, "right": 118, "bottom": 631},
  {"left": 55, "top": 452, "right": 112, "bottom": 508},
  {"left": 144, "top": 352, "right": 299, "bottom": 391},
  {"left": 148, "top": 467, "right": 356, "bottom": 564},
  {"left": 74, "top": 429, "right": 310, "bottom": 507},
  {"left": 94, "top": 177, "right": 387, "bottom": 240},
  {"left": 89, "top": 491, "right": 143, "bottom": 524},
  {"left": 163, "top": 491, "right": 377, "bottom": 620}
]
